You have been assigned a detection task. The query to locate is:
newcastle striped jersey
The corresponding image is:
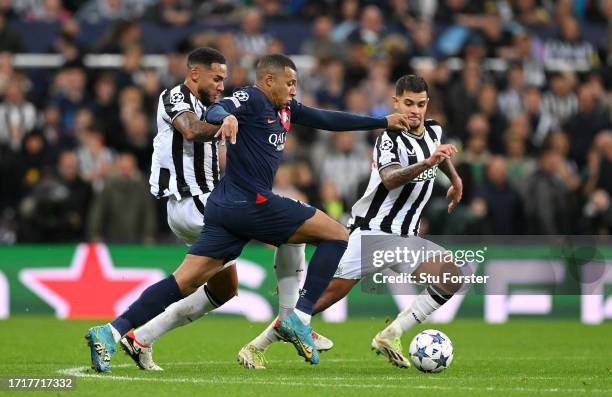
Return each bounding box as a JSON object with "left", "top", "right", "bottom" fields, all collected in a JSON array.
[
  {"left": 349, "top": 120, "right": 443, "bottom": 236},
  {"left": 149, "top": 83, "right": 220, "bottom": 199}
]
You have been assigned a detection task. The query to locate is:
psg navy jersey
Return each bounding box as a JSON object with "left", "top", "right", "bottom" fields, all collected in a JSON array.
[{"left": 207, "top": 86, "right": 297, "bottom": 206}]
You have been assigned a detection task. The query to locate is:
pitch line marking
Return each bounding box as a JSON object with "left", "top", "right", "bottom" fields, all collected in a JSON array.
[{"left": 57, "top": 363, "right": 611, "bottom": 394}]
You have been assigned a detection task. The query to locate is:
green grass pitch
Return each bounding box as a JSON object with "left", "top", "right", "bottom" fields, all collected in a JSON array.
[{"left": 0, "top": 317, "right": 611, "bottom": 396}]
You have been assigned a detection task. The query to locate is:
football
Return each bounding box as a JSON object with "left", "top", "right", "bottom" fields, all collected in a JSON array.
[{"left": 408, "top": 329, "right": 454, "bottom": 372}]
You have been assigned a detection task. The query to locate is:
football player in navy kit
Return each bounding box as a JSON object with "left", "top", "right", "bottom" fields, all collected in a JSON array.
[{"left": 199, "top": 54, "right": 409, "bottom": 365}]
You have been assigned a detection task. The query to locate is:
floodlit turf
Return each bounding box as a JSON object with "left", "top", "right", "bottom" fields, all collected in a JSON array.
[{"left": 0, "top": 317, "right": 610, "bottom": 396}]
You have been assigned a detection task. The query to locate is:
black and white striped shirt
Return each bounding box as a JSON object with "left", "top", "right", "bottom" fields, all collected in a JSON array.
[
  {"left": 149, "top": 83, "right": 220, "bottom": 200},
  {"left": 348, "top": 120, "right": 443, "bottom": 236}
]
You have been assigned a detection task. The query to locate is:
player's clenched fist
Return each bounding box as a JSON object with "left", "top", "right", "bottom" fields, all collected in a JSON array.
[
  {"left": 424, "top": 144, "right": 457, "bottom": 167},
  {"left": 385, "top": 113, "right": 411, "bottom": 131},
  {"left": 216, "top": 115, "right": 238, "bottom": 144}
]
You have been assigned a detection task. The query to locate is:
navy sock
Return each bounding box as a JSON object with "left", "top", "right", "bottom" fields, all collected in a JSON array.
[
  {"left": 295, "top": 240, "right": 347, "bottom": 315},
  {"left": 111, "top": 275, "right": 183, "bottom": 336}
]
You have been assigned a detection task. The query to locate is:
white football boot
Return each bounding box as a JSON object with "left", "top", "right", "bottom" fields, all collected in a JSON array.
[{"left": 120, "top": 331, "right": 163, "bottom": 371}]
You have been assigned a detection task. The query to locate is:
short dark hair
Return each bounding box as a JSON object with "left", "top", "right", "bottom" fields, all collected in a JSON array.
[
  {"left": 255, "top": 54, "right": 297, "bottom": 77},
  {"left": 395, "top": 74, "right": 428, "bottom": 96},
  {"left": 187, "top": 47, "right": 226, "bottom": 68}
]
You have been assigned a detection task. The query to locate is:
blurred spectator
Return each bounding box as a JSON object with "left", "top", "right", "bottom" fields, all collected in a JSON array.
[
  {"left": 0, "top": 79, "right": 37, "bottom": 152},
  {"left": 235, "top": 8, "right": 271, "bottom": 57},
  {"left": 542, "top": 16, "right": 599, "bottom": 70},
  {"left": 347, "top": 5, "right": 386, "bottom": 54},
  {"left": 87, "top": 152, "right": 156, "bottom": 243},
  {"left": 564, "top": 84, "right": 612, "bottom": 168},
  {"left": 18, "top": 132, "right": 56, "bottom": 196},
  {"left": 408, "top": 19, "right": 435, "bottom": 57},
  {"left": 541, "top": 72, "right": 578, "bottom": 125},
  {"left": 91, "top": 73, "right": 121, "bottom": 142},
  {"left": 316, "top": 131, "right": 371, "bottom": 206},
  {"left": 498, "top": 62, "right": 526, "bottom": 120},
  {"left": 97, "top": 19, "right": 142, "bottom": 54},
  {"left": 585, "top": 131, "right": 612, "bottom": 197},
  {"left": 446, "top": 59, "right": 481, "bottom": 138},
  {"left": 162, "top": 45, "right": 189, "bottom": 87},
  {"left": 582, "top": 189, "right": 612, "bottom": 234},
  {"left": 119, "top": 111, "right": 152, "bottom": 174},
  {"left": 76, "top": 126, "right": 114, "bottom": 192},
  {"left": 522, "top": 149, "right": 572, "bottom": 234},
  {"left": 362, "top": 60, "right": 393, "bottom": 117},
  {"left": 26, "top": 0, "right": 71, "bottom": 23},
  {"left": 509, "top": 0, "right": 551, "bottom": 26},
  {"left": 144, "top": 0, "right": 192, "bottom": 26},
  {"left": 320, "top": 181, "right": 345, "bottom": 222},
  {"left": 301, "top": 15, "right": 344, "bottom": 59},
  {"left": 51, "top": 66, "right": 89, "bottom": 137},
  {"left": 314, "top": 57, "right": 346, "bottom": 110},
  {"left": 461, "top": 134, "right": 491, "bottom": 189},
  {"left": 273, "top": 164, "right": 307, "bottom": 203},
  {"left": 477, "top": 83, "right": 507, "bottom": 154},
  {"left": 505, "top": 31, "right": 546, "bottom": 88},
  {"left": 522, "top": 85, "right": 557, "bottom": 148},
  {"left": 76, "top": 0, "right": 143, "bottom": 23},
  {"left": 18, "top": 150, "right": 92, "bottom": 242},
  {"left": 504, "top": 131, "right": 535, "bottom": 185},
  {"left": 477, "top": 156, "right": 523, "bottom": 234},
  {"left": 546, "top": 132, "right": 580, "bottom": 193},
  {"left": 0, "top": 12, "right": 22, "bottom": 52},
  {"left": 0, "top": 51, "right": 14, "bottom": 96},
  {"left": 332, "top": 0, "right": 359, "bottom": 43},
  {"left": 293, "top": 160, "right": 320, "bottom": 209}
]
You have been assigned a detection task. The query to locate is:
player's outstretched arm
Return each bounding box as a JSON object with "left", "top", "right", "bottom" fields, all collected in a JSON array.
[
  {"left": 205, "top": 103, "right": 238, "bottom": 144},
  {"left": 292, "top": 104, "right": 410, "bottom": 131},
  {"left": 172, "top": 111, "right": 220, "bottom": 142},
  {"left": 379, "top": 144, "right": 457, "bottom": 191},
  {"left": 438, "top": 155, "right": 463, "bottom": 213}
]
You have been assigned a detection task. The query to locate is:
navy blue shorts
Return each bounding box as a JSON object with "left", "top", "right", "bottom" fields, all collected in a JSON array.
[{"left": 188, "top": 193, "right": 316, "bottom": 261}]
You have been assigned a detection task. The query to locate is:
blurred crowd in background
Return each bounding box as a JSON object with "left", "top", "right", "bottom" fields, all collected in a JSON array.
[{"left": 0, "top": 0, "right": 611, "bottom": 244}]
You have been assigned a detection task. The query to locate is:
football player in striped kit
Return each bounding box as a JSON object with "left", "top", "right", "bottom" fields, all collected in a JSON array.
[{"left": 247, "top": 75, "right": 465, "bottom": 368}]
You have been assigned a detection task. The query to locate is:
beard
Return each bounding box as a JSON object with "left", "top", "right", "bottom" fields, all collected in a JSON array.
[{"left": 199, "top": 90, "right": 215, "bottom": 106}]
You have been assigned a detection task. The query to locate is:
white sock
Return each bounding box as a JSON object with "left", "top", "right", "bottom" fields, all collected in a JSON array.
[
  {"left": 249, "top": 318, "right": 279, "bottom": 351},
  {"left": 380, "top": 289, "right": 443, "bottom": 339},
  {"left": 294, "top": 309, "right": 312, "bottom": 325},
  {"left": 134, "top": 285, "right": 218, "bottom": 346},
  {"left": 247, "top": 244, "right": 306, "bottom": 351},
  {"left": 275, "top": 244, "right": 305, "bottom": 320},
  {"left": 109, "top": 324, "right": 121, "bottom": 343}
]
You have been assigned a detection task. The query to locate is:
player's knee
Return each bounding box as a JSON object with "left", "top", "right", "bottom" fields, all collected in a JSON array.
[
  {"left": 206, "top": 281, "right": 237, "bottom": 305},
  {"left": 205, "top": 265, "right": 238, "bottom": 305}
]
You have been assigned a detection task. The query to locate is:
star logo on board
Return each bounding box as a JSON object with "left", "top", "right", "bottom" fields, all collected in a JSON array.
[{"left": 19, "top": 244, "right": 164, "bottom": 319}]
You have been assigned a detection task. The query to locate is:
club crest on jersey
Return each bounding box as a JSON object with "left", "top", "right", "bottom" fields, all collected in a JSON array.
[
  {"left": 279, "top": 108, "right": 291, "bottom": 131},
  {"left": 233, "top": 91, "right": 249, "bottom": 102}
]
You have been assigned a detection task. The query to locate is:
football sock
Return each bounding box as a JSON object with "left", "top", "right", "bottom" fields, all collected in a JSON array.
[
  {"left": 381, "top": 285, "right": 450, "bottom": 339},
  {"left": 275, "top": 243, "right": 305, "bottom": 320},
  {"left": 110, "top": 275, "right": 182, "bottom": 337},
  {"left": 294, "top": 240, "right": 347, "bottom": 324},
  {"left": 249, "top": 244, "right": 306, "bottom": 351},
  {"left": 250, "top": 319, "right": 279, "bottom": 351},
  {"left": 133, "top": 284, "right": 221, "bottom": 346}
]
